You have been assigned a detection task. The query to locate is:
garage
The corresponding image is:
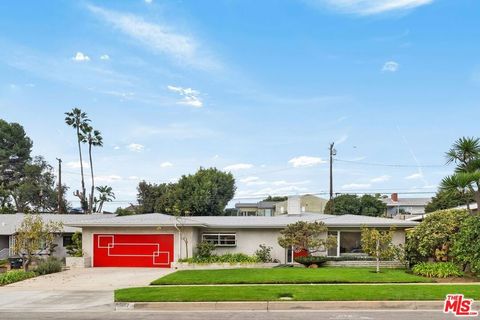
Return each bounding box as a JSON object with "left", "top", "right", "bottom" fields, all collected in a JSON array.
[{"left": 93, "top": 234, "right": 174, "bottom": 268}]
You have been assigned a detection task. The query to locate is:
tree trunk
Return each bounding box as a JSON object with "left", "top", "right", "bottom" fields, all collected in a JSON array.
[
  {"left": 76, "top": 126, "right": 87, "bottom": 213},
  {"left": 88, "top": 142, "right": 94, "bottom": 214},
  {"left": 376, "top": 238, "right": 380, "bottom": 273}
]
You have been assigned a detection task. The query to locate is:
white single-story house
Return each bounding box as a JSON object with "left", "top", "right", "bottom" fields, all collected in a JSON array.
[{"left": 66, "top": 201, "right": 417, "bottom": 268}]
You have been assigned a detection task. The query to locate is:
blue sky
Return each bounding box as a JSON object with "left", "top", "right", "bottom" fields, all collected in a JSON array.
[{"left": 1, "top": 0, "right": 479, "bottom": 210}]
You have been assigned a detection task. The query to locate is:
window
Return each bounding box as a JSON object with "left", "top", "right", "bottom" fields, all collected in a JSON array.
[
  {"left": 202, "top": 233, "right": 236, "bottom": 247},
  {"left": 339, "top": 232, "right": 363, "bottom": 255},
  {"left": 63, "top": 235, "right": 73, "bottom": 247},
  {"left": 327, "top": 231, "right": 339, "bottom": 257}
]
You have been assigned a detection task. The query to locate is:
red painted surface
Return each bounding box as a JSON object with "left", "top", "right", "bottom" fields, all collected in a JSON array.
[
  {"left": 293, "top": 249, "right": 309, "bottom": 258},
  {"left": 93, "top": 234, "right": 174, "bottom": 268}
]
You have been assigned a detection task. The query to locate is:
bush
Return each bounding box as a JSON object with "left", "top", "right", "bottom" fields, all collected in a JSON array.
[
  {"left": 179, "top": 253, "right": 259, "bottom": 264},
  {"left": 294, "top": 256, "right": 327, "bottom": 267},
  {"left": 35, "top": 257, "right": 63, "bottom": 276},
  {"left": 0, "top": 270, "right": 36, "bottom": 286},
  {"left": 255, "top": 244, "right": 273, "bottom": 263},
  {"left": 452, "top": 215, "right": 480, "bottom": 274},
  {"left": 195, "top": 241, "right": 215, "bottom": 259},
  {"left": 412, "top": 262, "right": 463, "bottom": 278},
  {"left": 66, "top": 232, "right": 83, "bottom": 257},
  {"left": 325, "top": 256, "right": 376, "bottom": 261}
]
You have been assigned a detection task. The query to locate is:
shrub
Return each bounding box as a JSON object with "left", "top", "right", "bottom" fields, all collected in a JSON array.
[
  {"left": 0, "top": 270, "right": 36, "bottom": 286},
  {"left": 412, "top": 262, "right": 463, "bottom": 278},
  {"left": 35, "top": 257, "right": 63, "bottom": 276},
  {"left": 195, "top": 241, "right": 215, "bottom": 259},
  {"left": 452, "top": 215, "right": 480, "bottom": 274},
  {"left": 325, "top": 256, "right": 376, "bottom": 261},
  {"left": 179, "top": 253, "right": 259, "bottom": 264},
  {"left": 66, "top": 232, "right": 83, "bottom": 257},
  {"left": 294, "top": 256, "right": 327, "bottom": 267},
  {"left": 255, "top": 244, "right": 273, "bottom": 263}
]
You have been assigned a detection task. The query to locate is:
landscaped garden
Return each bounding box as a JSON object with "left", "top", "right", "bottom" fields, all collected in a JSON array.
[
  {"left": 151, "top": 267, "right": 432, "bottom": 285},
  {"left": 115, "top": 284, "right": 480, "bottom": 302}
]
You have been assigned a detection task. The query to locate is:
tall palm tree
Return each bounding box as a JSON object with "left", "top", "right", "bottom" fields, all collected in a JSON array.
[
  {"left": 443, "top": 137, "right": 480, "bottom": 214},
  {"left": 65, "top": 108, "right": 90, "bottom": 213},
  {"left": 81, "top": 125, "right": 103, "bottom": 214},
  {"left": 440, "top": 172, "right": 480, "bottom": 214},
  {"left": 95, "top": 185, "right": 115, "bottom": 213}
]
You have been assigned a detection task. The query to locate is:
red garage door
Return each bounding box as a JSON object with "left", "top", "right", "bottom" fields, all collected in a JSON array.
[{"left": 93, "top": 234, "right": 174, "bottom": 268}]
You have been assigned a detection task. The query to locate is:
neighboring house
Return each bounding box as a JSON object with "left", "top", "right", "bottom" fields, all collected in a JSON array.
[
  {"left": 382, "top": 193, "right": 432, "bottom": 218},
  {"left": 0, "top": 214, "right": 114, "bottom": 260},
  {"left": 67, "top": 202, "right": 417, "bottom": 268},
  {"left": 235, "top": 195, "right": 328, "bottom": 216}
]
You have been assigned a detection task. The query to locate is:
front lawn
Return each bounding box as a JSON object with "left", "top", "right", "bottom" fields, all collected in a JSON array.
[
  {"left": 151, "top": 267, "right": 432, "bottom": 285},
  {"left": 116, "top": 284, "right": 480, "bottom": 302}
]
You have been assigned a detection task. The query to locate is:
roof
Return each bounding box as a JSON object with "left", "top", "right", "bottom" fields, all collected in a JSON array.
[
  {"left": 0, "top": 214, "right": 115, "bottom": 235},
  {"left": 381, "top": 197, "right": 431, "bottom": 207},
  {"left": 66, "top": 212, "right": 418, "bottom": 229},
  {"left": 235, "top": 201, "right": 277, "bottom": 209}
]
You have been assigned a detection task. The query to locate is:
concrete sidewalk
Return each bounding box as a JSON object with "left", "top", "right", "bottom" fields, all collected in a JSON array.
[{"left": 117, "top": 300, "right": 445, "bottom": 311}]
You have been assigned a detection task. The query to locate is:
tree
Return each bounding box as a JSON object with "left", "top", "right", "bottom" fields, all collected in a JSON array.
[
  {"left": 324, "top": 194, "right": 386, "bottom": 216},
  {"left": 13, "top": 214, "right": 63, "bottom": 271},
  {"left": 65, "top": 108, "right": 90, "bottom": 213},
  {"left": 95, "top": 185, "right": 115, "bottom": 213},
  {"left": 441, "top": 137, "right": 480, "bottom": 214},
  {"left": 136, "top": 168, "right": 236, "bottom": 216},
  {"left": 405, "top": 209, "right": 469, "bottom": 265},
  {"left": 66, "top": 231, "right": 83, "bottom": 257},
  {"left": 452, "top": 215, "right": 480, "bottom": 274},
  {"left": 425, "top": 189, "right": 475, "bottom": 213},
  {"left": 278, "top": 221, "right": 336, "bottom": 255},
  {"left": 81, "top": 125, "right": 103, "bottom": 214},
  {"left": 263, "top": 196, "right": 288, "bottom": 202},
  {"left": 361, "top": 227, "right": 396, "bottom": 273}
]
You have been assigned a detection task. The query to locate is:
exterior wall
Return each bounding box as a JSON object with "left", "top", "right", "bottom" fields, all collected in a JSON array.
[
  {"left": 301, "top": 195, "right": 328, "bottom": 214},
  {"left": 81, "top": 226, "right": 195, "bottom": 266}
]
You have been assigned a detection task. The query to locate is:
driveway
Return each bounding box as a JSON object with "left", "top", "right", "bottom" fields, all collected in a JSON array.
[{"left": 0, "top": 268, "right": 173, "bottom": 312}]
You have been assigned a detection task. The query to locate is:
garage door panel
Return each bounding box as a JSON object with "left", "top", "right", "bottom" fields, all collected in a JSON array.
[{"left": 93, "top": 234, "right": 174, "bottom": 268}]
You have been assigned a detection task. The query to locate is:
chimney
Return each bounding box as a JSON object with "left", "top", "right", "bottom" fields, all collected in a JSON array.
[
  {"left": 391, "top": 193, "right": 398, "bottom": 202},
  {"left": 287, "top": 196, "right": 301, "bottom": 215}
]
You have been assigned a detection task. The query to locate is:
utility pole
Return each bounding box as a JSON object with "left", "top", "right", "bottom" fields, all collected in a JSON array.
[
  {"left": 329, "top": 142, "right": 336, "bottom": 200},
  {"left": 56, "top": 158, "right": 62, "bottom": 214}
]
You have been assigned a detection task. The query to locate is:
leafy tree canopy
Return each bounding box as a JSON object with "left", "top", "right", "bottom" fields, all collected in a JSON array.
[
  {"left": 361, "top": 227, "right": 396, "bottom": 273},
  {"left": 324, "top": 194, "right": 386, "bottom": 216},
  {"left": 278, "top": 221, "right": 336, "bottom": 254},
  {"left": 452, "top": 215, "right": 480, "bottom": 274},
  {"left": 425, "top": 189, "right": 474, "bottom": 213},
  {"left": 263, "top": 196, "right": 288, "bottom": 202}
]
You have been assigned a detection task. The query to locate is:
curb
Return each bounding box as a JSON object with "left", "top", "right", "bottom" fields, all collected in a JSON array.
[{"left": 115, "top": 301, "right": 445, "bottom": 311}]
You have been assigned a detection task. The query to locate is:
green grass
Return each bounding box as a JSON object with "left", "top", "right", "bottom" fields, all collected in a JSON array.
[
  {"left": 115, "top": 284, "right": 480, "bottom": 302},
  {"left": 151, "top": 267, "right": 432, "bottom": 285}
]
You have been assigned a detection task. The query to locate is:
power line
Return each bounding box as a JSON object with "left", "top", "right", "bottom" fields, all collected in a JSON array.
[{"left": 334, "top": 158, "right": 446, "bottom": 168}]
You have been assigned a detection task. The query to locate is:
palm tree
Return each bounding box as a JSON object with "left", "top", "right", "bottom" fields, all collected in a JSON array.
[
  {"left": 95, "top": 185, "right": 115, "bottom": 213},
  {"left": 65, "top": 108, "right": 90, "bottom": 213},
  {"left": 443, "top": 137, "right": 480, "bottom": 214},
  {"left": 80, "top": 125, "right": 103, "bottom": 214}
]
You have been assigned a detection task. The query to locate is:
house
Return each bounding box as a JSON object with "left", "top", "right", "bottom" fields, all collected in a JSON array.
[
  {"left": 382, "top": 193, "right": 432, "bottom": 218},
  {"left": 67, "top": 202, "right": 417, "bottom": 268},
  {"left": 235, "top": 195, "right": 328, "bottom": 216},
  {"left": 0, "top": 214, "right": 114, "bottom": 260}
]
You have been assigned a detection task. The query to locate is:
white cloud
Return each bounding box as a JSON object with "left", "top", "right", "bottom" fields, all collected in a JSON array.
[
  {"left": 96, "top": 175, "right": 122, "bottom": 182},
  {"left": 240, "top": 176, "right": 260, "bottom": 183},
  {"left": 160, "top": 161, "right": 173, "bottom": 168},
  {"left": 131, "top": 123, "right": 215, "bottom": 140},
  {"left": 127, "top": 143, "right": 145, "bottom": 152},
  {"left": 72, "top": 52, "right": 90, "bottom": 62},
  {"left": 66, "top": 161, "right": 90, "bottom": 169},
  {"left": 288, "top": 156, "right": 326, "bottom": 168},
  {"left": 100, "top": 54, "right": 110, "bottom": 60},
  {"left": 144, "top": 0, "right": 153, "bottom": 3},
  {"left": 113, "top": 146, "right": 121, "bottom": 150},
  {"left": 309, "top": 0, "right": 434, "bottom": 15},
  {"left": 223, "top": 163, "right": 254, "bottom": 171},
  {"left": 370, "top": 175, "right": 391, "bottom": 183},
  {"left": 341, "top": 183, "right": 372, "bottom": 190},
  {"left": 382, "top": 61, "right": 399, "bottom": 72},
  {"left": 335, "top": 134, "right": 349, "bottom": 145},
  {"left": 86, "top": 5, "right": 218, "bottom": 70},
  {"left": 167, "top": 85, "right": 203, "bottom": 108},
  {"left": 127, "top": 176, "right": 140, "bottom": 180},
  {"left": 405, "top": 172, "right": 423, "bottom": 180}
]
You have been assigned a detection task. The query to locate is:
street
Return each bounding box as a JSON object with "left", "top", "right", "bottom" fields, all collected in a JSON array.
[{"left": 0, "top": 311, "right": 468, "bottom": 320}]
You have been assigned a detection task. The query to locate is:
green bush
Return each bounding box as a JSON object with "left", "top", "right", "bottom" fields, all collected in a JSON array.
[
  {"left": 412, "top": 262, "right": 463, "bottom": 278},
  {"left": 195, "top": 241, "right": 215, "bottom": 259},
  {"left": 255, "top": 244, "right": 273, "bottom": 263},
  {"left": 325, "top": 256, "right": 376, "bottom": 261},
  {"left": 0, "top": 270, "right": 36, "bottom": 286},
  {"left": 294, "top": 256, "right": 327, "bottom": 267},
  {"left": 179, "top": 253, "right": 259, "bottom": 264},
  {"left": 452, "top": 215, "right": 480, "bottom": 274},
  {"left": 35, "top": 257, "right": 63, "bottom": 276}
]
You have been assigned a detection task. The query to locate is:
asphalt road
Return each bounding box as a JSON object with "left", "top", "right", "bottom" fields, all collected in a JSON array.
[{"left": 0, "top": 311, "right": 466, "bottom": 320}]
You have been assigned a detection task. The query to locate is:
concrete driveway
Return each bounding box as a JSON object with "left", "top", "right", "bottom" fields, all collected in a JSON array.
[{"left": 0, "top": 268, "right": 173, "bottom": 312}]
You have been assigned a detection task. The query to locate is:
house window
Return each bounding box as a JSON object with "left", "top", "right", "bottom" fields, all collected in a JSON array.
[
  {"left": 63, "top": 235, "right": 73, "bottom": 247},
  {"left": 202, "top": 233, "right": 236, "bottom": 247},
  {"left": 327, "top": 231, "right": 339, "bottom": 257},
  {"left": 339, "top": 231, "right": 363, "bottom": 255}
]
